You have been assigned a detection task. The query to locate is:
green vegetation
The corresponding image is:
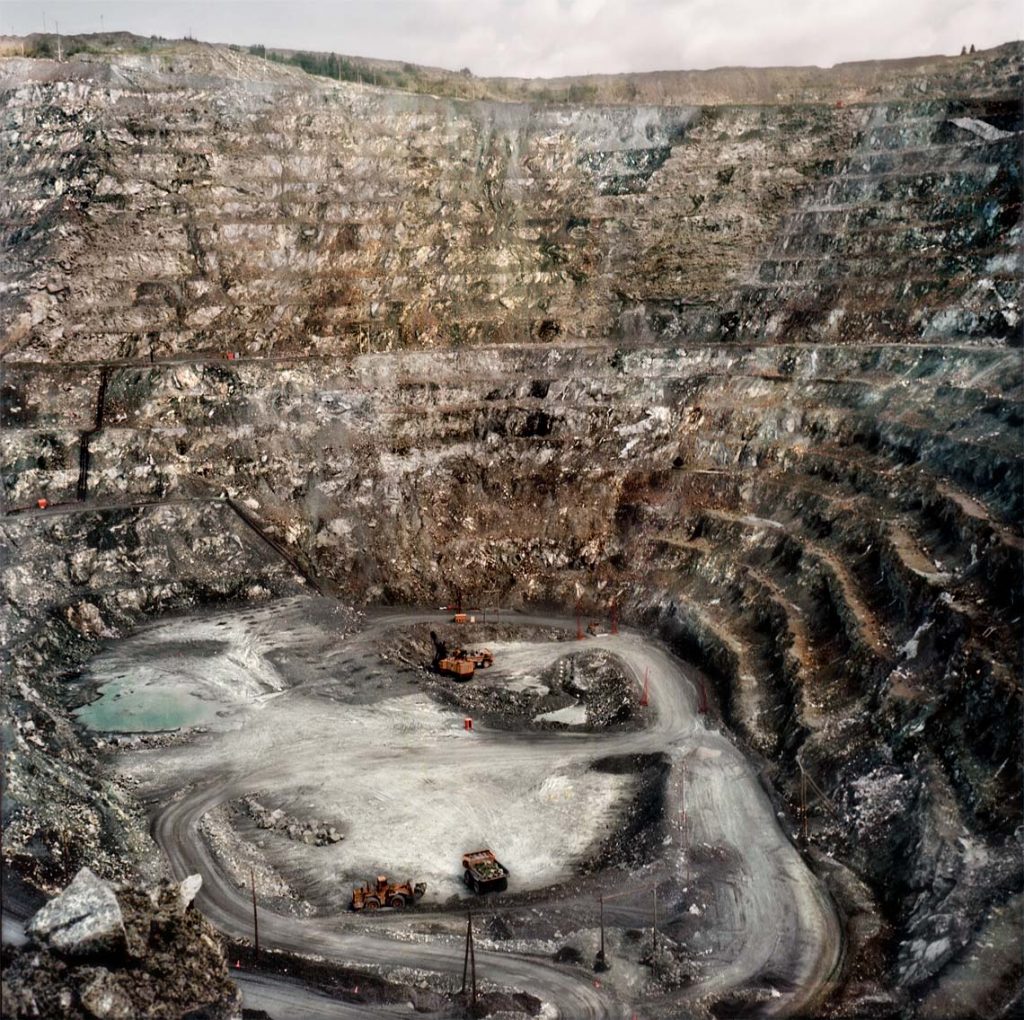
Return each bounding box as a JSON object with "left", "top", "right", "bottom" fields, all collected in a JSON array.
[
  {"left": 248, "top": 42, "right": 603, "bottom": 103},
  {"left": 22, "top": 32, "right": 157, "bottom": 59},
  {"left": 528, "top": 82, "right": 599, "bottom": 104},
  {"left": 251, "top": 44, "right": 412, "bottom": 89},
  {"left": 24, "top": 35, "right": 102, "bottom": 59},
  {"left": 19, "top": 30, "right": 626, "bottom": 106}
]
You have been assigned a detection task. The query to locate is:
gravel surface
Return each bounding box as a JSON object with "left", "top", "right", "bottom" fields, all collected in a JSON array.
[{"left": 81, "top": 601, "right": 841, "bottom": 1017}]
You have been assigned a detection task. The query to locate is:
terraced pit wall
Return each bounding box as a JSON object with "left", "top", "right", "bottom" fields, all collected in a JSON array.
[
  {"left": 3, "top": 45, "right": 1019, "bottom": 359},
  {"left": 1, "top": 39, "right": 1022, "bottom": 1017}
]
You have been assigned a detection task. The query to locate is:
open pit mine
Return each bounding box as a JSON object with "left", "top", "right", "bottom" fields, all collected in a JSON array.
[{"left": 1, "top": 32, "right": 1022, "bottom": 1020}]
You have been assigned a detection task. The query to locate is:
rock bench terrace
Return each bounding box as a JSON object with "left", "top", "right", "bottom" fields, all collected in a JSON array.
[{"left": 1, "top": 34, "right": 1021, "bottom": 1020}]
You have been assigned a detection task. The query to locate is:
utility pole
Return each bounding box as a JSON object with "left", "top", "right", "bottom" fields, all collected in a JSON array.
[
  {"left": 470, "top": 916, "right": 477, "bottom": 1007},
  {"left": 652, "top": 886, "right": 658, "bottom": 956},
  {"left": 681, "top": 760, "right": 690, "bottom": 886},
  {"left": 801, "top": 770, "right": 808, "bottom": 842},
  {"left": 55, "top": 20, "right": 61, "bottom": 62},
  {"left": 250, "top": 868, "right": 259, "bottom": 961},
  {"left": 461, "top": 911, "right": 477, "bottom": 1006},
  {"left": 595, "top": 894, "right": 609, "bottom": 971}
]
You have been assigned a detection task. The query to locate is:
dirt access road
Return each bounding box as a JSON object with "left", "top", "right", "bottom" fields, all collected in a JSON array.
[{"left": 94, "top": 605, "right": 841, "bottom": 1018}]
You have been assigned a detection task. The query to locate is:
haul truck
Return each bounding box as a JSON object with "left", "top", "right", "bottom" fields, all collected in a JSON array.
[{"left": 461, "top": 849, "right": 509, "bottom": 893}]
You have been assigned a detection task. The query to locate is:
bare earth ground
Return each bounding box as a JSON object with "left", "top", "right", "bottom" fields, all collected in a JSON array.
[{"left": 74, "top": 597, "right": 842, "bottom": 1018}]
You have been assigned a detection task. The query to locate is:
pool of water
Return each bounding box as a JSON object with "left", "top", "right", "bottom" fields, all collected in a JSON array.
[
  {"left": 75, "top": 681, "right": 221, "bottom": 732},
  {"left": 70, "top": 601, "right": 322, "bottom": 734}
]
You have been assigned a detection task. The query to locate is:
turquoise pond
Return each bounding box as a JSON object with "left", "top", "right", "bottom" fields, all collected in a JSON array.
[{"left": 75, "top": 681, "right": 221, "bottom": 733}]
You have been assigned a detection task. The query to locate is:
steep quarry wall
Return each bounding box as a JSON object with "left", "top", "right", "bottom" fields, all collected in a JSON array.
[
  {"left": 1, "top": 40, "right": 1022, "bottom": 1018},
  {"left": 3, "top": 44, "right": 1019, "bottom": 360}
]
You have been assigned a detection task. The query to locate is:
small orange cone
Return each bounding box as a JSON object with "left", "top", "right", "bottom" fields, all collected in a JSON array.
[{"left": 235, "top": 960, "right": 241, "bottom": 969}]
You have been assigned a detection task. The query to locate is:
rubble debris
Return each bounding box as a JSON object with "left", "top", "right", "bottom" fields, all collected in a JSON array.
[
  {"left": 3, "top": 870, "right": 240, "bottom": 1020},
  {"left": 241, "top": 796, "right": 344, "bottom": 847}
]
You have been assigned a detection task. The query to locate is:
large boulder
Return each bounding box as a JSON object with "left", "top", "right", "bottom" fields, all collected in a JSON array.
[
  {"left": 177, "top": 873, "right": 203, "bottom": 911},
  {"left": 3, "top": 873, "right": 241, "bottom": 1020},
  {"left": 26, "top": 868, "right": 126, "bottom": 958}
]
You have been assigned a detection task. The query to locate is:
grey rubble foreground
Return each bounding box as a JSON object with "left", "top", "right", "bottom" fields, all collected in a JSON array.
[{"left": 3, "top": 869, "right": 240, "bottom": 1019}]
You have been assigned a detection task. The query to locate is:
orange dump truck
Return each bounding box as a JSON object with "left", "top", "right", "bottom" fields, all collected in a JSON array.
[
  {"left": 461, "top": 849, "right": 509, "bottom": 893},
  {"left": 438, "top": 655, "right": 475, "bottom": 678}
]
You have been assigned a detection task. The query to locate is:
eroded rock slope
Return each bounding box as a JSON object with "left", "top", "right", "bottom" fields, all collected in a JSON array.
[{"left": 1, "top": 38, "right": 1021, "bottom": 1018}]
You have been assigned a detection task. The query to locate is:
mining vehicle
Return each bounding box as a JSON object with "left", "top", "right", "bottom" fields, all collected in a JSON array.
[
  {"left": 439, "top": 655, "right": 476, "bottom": 679},
  {"left": 461, "top": 849, "right": 509, "bottom": 893},
  {"left": 430, "top": 631, "right": 493, "bottom": 679},
  {"left": 351, "top": 875, "right": 427, "bottom": 911},
  {"left": 431, "top": 630, "right": 471, "bottom": 678},
  {"left": 439, "top": 647, "right": 494, "bottom": 678}
]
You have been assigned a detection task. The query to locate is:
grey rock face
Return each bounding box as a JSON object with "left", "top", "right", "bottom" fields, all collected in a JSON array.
[
  {"left": 4, "top": 872, "right": 241, "bottom": 1020},
  {"left": 0, "top": 37, "right": 1020, "bottom": 1020},
  {"left": 78, "top": 970, "right": 134, "bottom": 1019},
  {"left": 26, "top": 867, "right": 127, "bottom": 959},
  {"left": 178, "top": 873, "right": 203, "bottom": 910},
  {"left": 242, "top": 795, "right": 345, "bottom": 846}
]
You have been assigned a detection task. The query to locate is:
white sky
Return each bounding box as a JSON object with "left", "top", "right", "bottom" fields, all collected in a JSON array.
[{"left": 4, "top": 0, "right": 1021, "bottom": 77}]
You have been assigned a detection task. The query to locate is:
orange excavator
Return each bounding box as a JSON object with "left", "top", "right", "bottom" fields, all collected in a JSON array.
[{"left": 430, "top": 631, "right": 493, "bottom": 680}]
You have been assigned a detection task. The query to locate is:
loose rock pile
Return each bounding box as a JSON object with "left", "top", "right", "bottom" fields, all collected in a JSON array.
[
  {"left": 242, "top": 796, "right": 344, "bottom": 847},
  {"left": 556, "top": 650, "right": 637, "bottom": 728},
  {"left": 1, "top": 867, "right": 240, "bottom": 1019},
  {"left": 639, "top": 935, "right": 700, "bottom": 990}
]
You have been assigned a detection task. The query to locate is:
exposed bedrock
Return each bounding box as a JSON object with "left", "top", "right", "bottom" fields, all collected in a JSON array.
[
  {"left": 0, "top": 501, "right": 308, "bottom": 893},
  {"left": 2, "top": 868, "right": 241, "bottom": 1019},
  {"left": 1, "top": 39, "right": 1021, "bottom": 1019},
  {"left": 2, "top": 44, "right": 1020, "bottom": 360}
]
